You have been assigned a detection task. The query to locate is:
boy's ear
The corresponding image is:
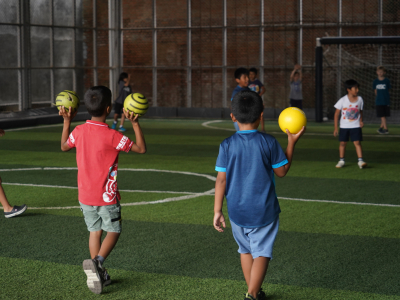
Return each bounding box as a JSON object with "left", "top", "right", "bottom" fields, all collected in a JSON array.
[
  {"left": 106, "top": 105, "right": 111, "bottom": 114},
  {"left": 230, "top": 113, "right": 237, "bottom": 123},
  {"left": 235, "top": 78, "right": 240, "bottom": 84}
]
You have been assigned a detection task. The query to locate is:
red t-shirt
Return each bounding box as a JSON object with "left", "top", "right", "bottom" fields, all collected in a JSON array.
[{"left": 67, "top": 120, "right": 134, "bottom": 206}]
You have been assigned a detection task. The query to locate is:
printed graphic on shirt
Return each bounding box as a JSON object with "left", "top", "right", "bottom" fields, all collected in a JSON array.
[
  {"left": 67, "top": 132, "right": 75, "bottom": 148},
  {"left": 248, "top": 84, "right": 260, "bottom": 93},
  {"left": 342, "top": 105, "right": 360, "bottom": 121},
  {"left": 103, "top": 164, "right": 119, "bottom": 203},
  {"left": 376, "top": 84, "right": 387, "bottom": 90},
  {"left": 116, "top": 135, "right": 131, "bottom": 152}
]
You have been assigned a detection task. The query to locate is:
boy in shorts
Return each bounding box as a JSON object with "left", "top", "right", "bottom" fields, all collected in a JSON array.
[
  {"left": 333, "top": 79, "right": 367, "bottom": 169},
  {"left": 248, "top": 68, "right": 266, "bottom": 132},
  {"left": 0, "top": 129, "right": 27, "bottom": 218},
  {"left": 213, "top": 90, "right": 305, "bottom": 300},
  {"left": 373, "top": 66, "right": 391, "bottom": 134},
  {"left": 59, "top": 86, "right": 146, "bottom": 294}
]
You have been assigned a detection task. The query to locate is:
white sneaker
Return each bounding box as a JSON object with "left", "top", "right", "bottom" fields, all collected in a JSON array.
[
  {"left": 336, "top": 161, "right": 345, "bottom": 168},
  {"left": 358, "top": 160, "right": 367, "bottom": 169}
]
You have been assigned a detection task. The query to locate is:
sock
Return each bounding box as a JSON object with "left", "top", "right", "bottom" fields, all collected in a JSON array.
[
  {"left": 113, "top": 120, "right": 117, "bottom": 124},
  {"left": 340, "top": 158, "right": 345, "bottom": 162},
  {"left": 358, "top": 158, "right": 363, "bottom": 161},
  {"left": 95, "top": 255, "right": 105, "bottom": 264},
  {"left": 119, "top": 124, "right": 123, "bottom": 128}
]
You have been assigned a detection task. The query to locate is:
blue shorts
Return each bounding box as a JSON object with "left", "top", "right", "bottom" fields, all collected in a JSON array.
[
  {"left": 230, "top": 216, "right": 279, "bottom": 259},
  {"left": 339, "top": 128, "right": 363, "bottom": 142}
]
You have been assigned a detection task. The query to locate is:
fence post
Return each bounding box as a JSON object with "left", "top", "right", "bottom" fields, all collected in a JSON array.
[{"left": 315, "top": 38, "right": 323, "bottom": 122}]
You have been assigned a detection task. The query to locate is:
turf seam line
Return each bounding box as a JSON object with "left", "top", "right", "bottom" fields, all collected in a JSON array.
[{"left": 202, "top": 120, "right": 400, "bottom": 137}]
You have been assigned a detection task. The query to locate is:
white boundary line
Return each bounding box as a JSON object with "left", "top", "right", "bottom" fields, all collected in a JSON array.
[
  {"left": 201, "top": 120, "right": 400, "bottom": 138},
  {"left": 1, "top": 167, "right": 399, "bottom": 209}
]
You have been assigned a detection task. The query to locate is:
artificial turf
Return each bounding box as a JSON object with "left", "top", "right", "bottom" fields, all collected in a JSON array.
[{"left": 0, "top": 119, "right": 399, "bottom": 299}]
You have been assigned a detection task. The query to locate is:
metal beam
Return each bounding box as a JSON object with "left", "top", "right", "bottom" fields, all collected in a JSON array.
[
  {"left": 222, "top": 0, "right": 227, "bottom": 108},
  {"left": 259, "top": 0, "right": 264, "bottom": 101},
  {"left": 20, "top": 0, "right": 31, "bottom": 110},
  {"left": 152, "top": 0, "right": 157, "bottom": 106},
  {"left": 186, "top": 0, "right": 192, "bottom": 108},
  {"left": 93, "top": 0, "right": 98, "bottom": 86}
]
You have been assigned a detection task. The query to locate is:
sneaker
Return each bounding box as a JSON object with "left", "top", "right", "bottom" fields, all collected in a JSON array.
[
  {"left": 83, "top": 259, "right": 104, "bottom": 294},
  {"left": 377, "top": 128, "right": 384, "bottom": 134},
  {"left": 335, "top": 160, "right": 345, "bottom": 168},
  {"left": 383, "top": 129, "right": 389, "bottom": 134},
  {"left": 358, "top": 160, "right": 367, "bottom": 169},
  {"left": 118, "top": 126, "right": 126, "bottom": 132},
  {"left": 258, "top": 288, "right": 267, "bottom": 300},
  {"left": 244, "top": 293, "right": 257, "bottom": 300},
  {"left": 4, "top": 204, "right": 27, "bottom": 218},
  {"left": 103, "top": 269, "right": 111, "bottom": 286},
  {"left": 111, "top": 122, "right": 117, "bottom": 129}
]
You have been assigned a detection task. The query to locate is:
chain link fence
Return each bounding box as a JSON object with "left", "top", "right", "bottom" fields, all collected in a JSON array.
[{"left": 1, "top": 0, "right": 399, "bottom": 115}]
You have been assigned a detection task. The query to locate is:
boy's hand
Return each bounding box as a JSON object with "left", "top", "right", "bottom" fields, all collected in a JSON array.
[
  {"left": 213, "top": 211, "right": 226, "bottom": 232},
  {"left": 59, "top": 106, "right": 77, "bottom": 122},
  {"left": 0, "top": 129, "right": 5, "bottom": 137},
  {"left": 286, "top": 126, "right": 305, "bottom": 144},
  {"left": 360, "top": 121, "right": 364, "bottom": 128},
  {"left": 123, "top": 108, "right": 139, "bottom": 124},
  {"left": 333, "top": 128, "right": 338, "bottom": 137}
]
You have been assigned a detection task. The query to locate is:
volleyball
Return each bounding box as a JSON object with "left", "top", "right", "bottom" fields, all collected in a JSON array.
[
  {"left": 278, "top": 107, "right": 307, "bottom": 134},
  {"left": 123, "top": 93, "right": 149, "bottom": 117},
  {"left": 55, "top": 90, "right": 80, "bottom": 112}
]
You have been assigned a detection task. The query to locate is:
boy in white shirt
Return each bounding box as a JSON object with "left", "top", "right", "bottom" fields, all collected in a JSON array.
[{"left": 333, "top": 79, "right": 367, "bottom": 169}]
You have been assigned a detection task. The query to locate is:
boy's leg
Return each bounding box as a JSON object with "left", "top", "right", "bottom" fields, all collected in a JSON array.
[
  {"left": 241, "top": 253, "right": 253, "bottom": 286},
  {"left": 113, "top": 113, "right": 119, "bottom": 122},
  {"left": 0, "top": 178, "right": 12, "bottom": 212},
  {"left": 339, "top": 141, "right": 347, "bottom": 158},
  {"left": 354, "top": 141, "right": 363, "bottom": 158},
  {"left": 247, "top": 257, "right": 270, "bottom": 298},
  {"left": 89, "top": 230, "right": 103, "bottom": 259},
  {"left": 120, "top": 113, "right": 126, "bottom": 127},
  {"left": 381, "top": 116, "right": 387, "bottom": 130},
  {"left": 98, "top": 232, "right": 120, "bottom": 259}
]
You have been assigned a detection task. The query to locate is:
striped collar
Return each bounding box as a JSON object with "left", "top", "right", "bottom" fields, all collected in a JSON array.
[
  {"left": 237, "top": 129, "right": 258, "bottom": 133},
  {"left": 86, "top": 120, "right": 108, "bottom": 127}
]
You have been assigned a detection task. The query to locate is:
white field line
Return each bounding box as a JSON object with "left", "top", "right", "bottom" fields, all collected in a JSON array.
[
  {"left": 4, "top": 120, "right": 87, "bottom": 132},
  {"left": 201, "top": 120, "right": 400, "bottom": 138},
  {"left": 279, "top": 197, "right": 400, "bottom": 208}
]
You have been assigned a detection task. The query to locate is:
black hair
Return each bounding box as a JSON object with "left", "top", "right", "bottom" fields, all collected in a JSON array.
[
  {"left": 234, "top": 68, "right": 249, "bottom": 80},
  {"left": 84, "top": 86, "right": 112, "bottom": 117},
  {"left": 231, "top": 90, "right": 264, "bottom": 124},
  {"left": 344, "top": 79, "right": 359, "bottom": 91},
  {"left": 118, "top": 72, "right": 129, "bottom": 83},
  {"left": 249, "top": 68, "right": 258, "bottom": 75},
  {"left": 294, "top": 71, "right": 300, "bottom": 76}
]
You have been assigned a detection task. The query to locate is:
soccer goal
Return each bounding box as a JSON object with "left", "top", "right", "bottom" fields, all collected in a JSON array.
[{"left": 315, "top": 36, "right": 400, "bottom": 123}]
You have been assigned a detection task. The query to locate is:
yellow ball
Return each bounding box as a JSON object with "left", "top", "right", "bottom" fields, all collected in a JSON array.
[
  {"left": 278, "top": 107, "right": 307, "bottom": 134},
  {"left": 123, "top": 93, "right": 149, "bottom": 117},
  {"left": 55, "top": 90, "right": 80, "bottom": 112}
]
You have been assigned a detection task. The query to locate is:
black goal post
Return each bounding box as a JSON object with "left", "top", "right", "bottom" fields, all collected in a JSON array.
[{"left": 315, "top": 36, "right": 400, "bottom": 122}]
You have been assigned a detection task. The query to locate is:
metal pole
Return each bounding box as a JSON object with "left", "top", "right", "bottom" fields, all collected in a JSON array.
[
  {"left": 93, "top": 0, "right": 98, "bottom": 86},
  {"left": 72, "top": 0, "right": 77, "bottom": 92},
  {"left": 315, "top": 38, "right": 323, "bottom": 122},
  {"left": 336, "top": 0, "right": 342, "bottom": 101},
  {"left": 108, "top": 0, "right": 114, "bottom": 93},
  {"left": 378, "top": 0, "right": 382, "bottom": 65},
  {"left": 152, "top": 0, "right": 157, "bottom": 106},
  {"left": 298, "top": 0, "right": 303, "bottom": 65},
  {"left": 222, "top": 0, "right": 227, "bottom": 108},
  {"left": 119, "top": 0, "right": 123, "bottom": 77},
  {"left": 187, "top": 0, "right": 192, "bottom": 107},
  {"left": 259, "top": 0, "right": 264, "bottom": 101},
  {"left": 50, "top": 0, "right": 54, "bottom": 105},
  {"left": 20, "top": 0, "right": 31, "bottom": 110}
]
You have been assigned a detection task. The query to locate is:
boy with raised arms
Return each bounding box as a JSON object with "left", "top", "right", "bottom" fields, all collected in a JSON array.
[
  {"left": 213, "top": 90, "right": 304, "bottom": 300},
  {"left": 59, "top": 86, "right": 146, "bottom": 294}
]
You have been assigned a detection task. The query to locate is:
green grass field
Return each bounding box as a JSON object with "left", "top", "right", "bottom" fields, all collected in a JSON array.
[{"left": 1, "top": 119, "right": 400, "bottom": 299}]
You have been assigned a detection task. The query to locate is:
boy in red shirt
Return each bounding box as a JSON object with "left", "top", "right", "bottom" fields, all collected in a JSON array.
[{"left": 59, "top": 86, "right": 146, "bottom": 294}]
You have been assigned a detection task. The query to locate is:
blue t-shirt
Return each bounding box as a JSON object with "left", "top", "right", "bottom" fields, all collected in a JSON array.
[
  {"left": 231, "top": 86, "right": 250, "bottom": 101},
  {"left": 248, "top": 79, "right": 264, "bottom": 94},
  {"left": 215, "top": 130, "right": 288, "bottom": 228},
  {"left": 373, "top": 78, "right": 391, "bottom": 105}
]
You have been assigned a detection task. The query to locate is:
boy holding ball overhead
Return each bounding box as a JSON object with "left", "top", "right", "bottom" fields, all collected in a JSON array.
[
  {"left": 59, "top": 86, "right": 146, "bottom": 294},
  {"left": 213, "top": 90, "right": 305, "bottom": 300}
]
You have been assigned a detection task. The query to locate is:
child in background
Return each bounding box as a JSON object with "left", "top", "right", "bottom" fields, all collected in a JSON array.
[
  {"left": 59, "top": 86, "right": 146, "bottom": 294},
  {"left": 214, "top": 90, "right": 304, "bottom": 300},
  {"left": 373, "top": 66, "right": 391, "bottom": 134},
  {"left": 248, "top": 68, "right": 266, "bottom": 131},
  {"left": 333, "top": 79, "right": 367, "bottom": 169},
  {"left": 0, "top": 129, "right": 27, "bottom": 218},
  {"left": 112, "top": 72, "right": 132, "bottom": 132},
  {"left": 231, "top": 68, "right": 250, "bottom": 131},
  {"left": 289, "top": 64, "right": 303, "bottom": 109}
]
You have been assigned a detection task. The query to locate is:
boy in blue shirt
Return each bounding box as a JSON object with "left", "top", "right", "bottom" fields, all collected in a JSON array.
[
  {"left": 248, "top": 68, "right": 266, "bottom": 132},
  {"left": 231, "top": 68, "right": 250, "bottom": 131},
  {"left": 373, "top": 66, "right": 391, "bottom": 134},
  {"left": 214, "top": 91, "right": 305, "bottom": 300}
]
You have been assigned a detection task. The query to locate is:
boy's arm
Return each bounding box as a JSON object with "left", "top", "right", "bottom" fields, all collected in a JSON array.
[
  {"left": 213, "top": 171, "right": 226, "bottom": 232},
  {"left": 298, "top": 68, "right": 302, "bottom": 81},
  {"left": 273, "top": 127, "right": 305, "bottom": 178},
  {"left": 290, "top": 69, "right": 296, "bottom": 81},
  {"left": 123, "top": 109, "right": 147, "bottom": 154},
  {"left": 374, "top": 89, "right": 377, "bottom": 96},
  {"left": 59, "top": 107, "right": 77, "bottom": 152},
  {"left": 259, "top": 85, "right": 266, "bottom": 96},
  {"left": 359, "top": 110, "right": 364, "bottom": 128},
  {"left": 333, "top": 108, "right": 340, "bottom": 136},
  {"left": 124, "top": 74, "right": 131, "bottom": 86},
  {"left": 0, "top": 129, "right": 5, "bottom": 137}
]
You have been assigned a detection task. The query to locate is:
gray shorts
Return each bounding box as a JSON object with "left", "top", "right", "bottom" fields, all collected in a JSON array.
[{"left": 79, "top": 202, "right": 122, "bottom": 233}]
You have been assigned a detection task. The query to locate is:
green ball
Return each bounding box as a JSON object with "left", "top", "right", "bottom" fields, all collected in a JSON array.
[
  {"left": 55, "top": 90, "right": 80, "bottom": 112},
  {"left": 123, "top": 93, "right": 149, "bottom": 117}
]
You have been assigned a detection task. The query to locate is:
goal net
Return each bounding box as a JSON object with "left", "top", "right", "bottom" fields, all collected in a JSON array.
[{"left": 315, "top": 37, "right": 400, "bottom": 123}]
